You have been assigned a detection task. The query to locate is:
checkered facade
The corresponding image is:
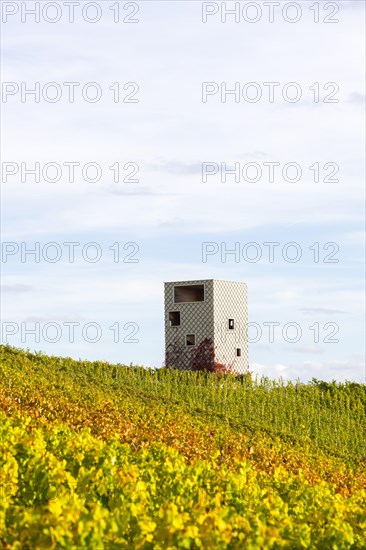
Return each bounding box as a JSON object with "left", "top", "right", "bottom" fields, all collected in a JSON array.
[{"left": 164, "top": 279, "right": 248, "bottom": 373}]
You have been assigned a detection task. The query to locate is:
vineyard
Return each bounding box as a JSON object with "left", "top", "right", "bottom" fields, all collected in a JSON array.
[{"left": 1, "top": 344, "right": 366, "bottom": 549}]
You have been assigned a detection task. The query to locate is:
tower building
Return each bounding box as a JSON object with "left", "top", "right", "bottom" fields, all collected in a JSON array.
[{"left": 164, "top": 279, "right": 248, "bottom": 373}]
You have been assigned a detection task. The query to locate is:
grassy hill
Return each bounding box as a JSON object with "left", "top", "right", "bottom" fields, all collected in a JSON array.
[{"left": 1, "top": 344, "right": 365, "bottom": 549}]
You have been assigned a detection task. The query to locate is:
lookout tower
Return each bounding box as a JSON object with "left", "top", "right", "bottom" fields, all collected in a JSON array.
[{"left": 164, "top": 279, "right": 248, "bottom": 373}]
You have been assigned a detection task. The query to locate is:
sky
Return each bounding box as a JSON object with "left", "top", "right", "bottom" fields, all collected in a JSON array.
[{"left": 1, "top": 0, "right": 365, "bottom": 383}]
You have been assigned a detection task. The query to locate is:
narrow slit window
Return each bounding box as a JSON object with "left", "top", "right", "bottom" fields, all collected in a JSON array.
[
  {"left": 236, "top": 348, "right": 241, "bottom": 357},
  {"left": 228, "top": 319, "right": 234, "bottom": 330},
  {"left": 169, "top": 311, "right": 181, "bottom": 326},
  {"left": 186, "top": 334, "right": 196, "bottom": 346}
]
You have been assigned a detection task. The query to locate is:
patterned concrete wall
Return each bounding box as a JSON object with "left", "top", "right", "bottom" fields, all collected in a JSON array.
[
  {"left": 212, "top": 280, "right": 248, "bottom": 373},
  {"left": 164, "top": 280, "right": 214, "bottom": 369},
  {"left": 164, "top": 279, "right": 248, "bottom": 373}
]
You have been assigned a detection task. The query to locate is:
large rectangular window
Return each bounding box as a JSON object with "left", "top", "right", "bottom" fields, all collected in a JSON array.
[{"left": 174, "top": 284, "right": 204, "bottom": 303}]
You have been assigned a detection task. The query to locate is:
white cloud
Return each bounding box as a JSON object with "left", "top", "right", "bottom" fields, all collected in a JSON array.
[{"left": 251, "top": 357, "right": 365, "bottom": 383}]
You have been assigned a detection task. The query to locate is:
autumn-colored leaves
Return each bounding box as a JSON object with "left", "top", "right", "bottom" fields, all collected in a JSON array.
[{"left": 1, "top": 345, "right": 366, "bottom": 548}]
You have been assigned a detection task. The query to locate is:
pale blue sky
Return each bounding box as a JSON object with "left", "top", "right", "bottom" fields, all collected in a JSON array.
[{"left": 1, "top": 1, "right": 365, "bottom": 382}]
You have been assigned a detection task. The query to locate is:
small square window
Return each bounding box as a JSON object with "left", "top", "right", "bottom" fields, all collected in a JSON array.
[
  {"left": 228, "top": 319, "right": 234, "bottom": 330},
  {"left": 236, "top": 348, "right": 241, "bottom": 357},
  {"left": 186, "top": 334, "right": 196, "bottom": 346},
  {"left": 169, "top": 311, "right": 181, "bottom": 326}
]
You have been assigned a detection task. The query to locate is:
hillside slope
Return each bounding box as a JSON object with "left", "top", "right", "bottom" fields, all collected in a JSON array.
[{"left": 1, "top": 345, "right": 365, "bottom": 549}]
